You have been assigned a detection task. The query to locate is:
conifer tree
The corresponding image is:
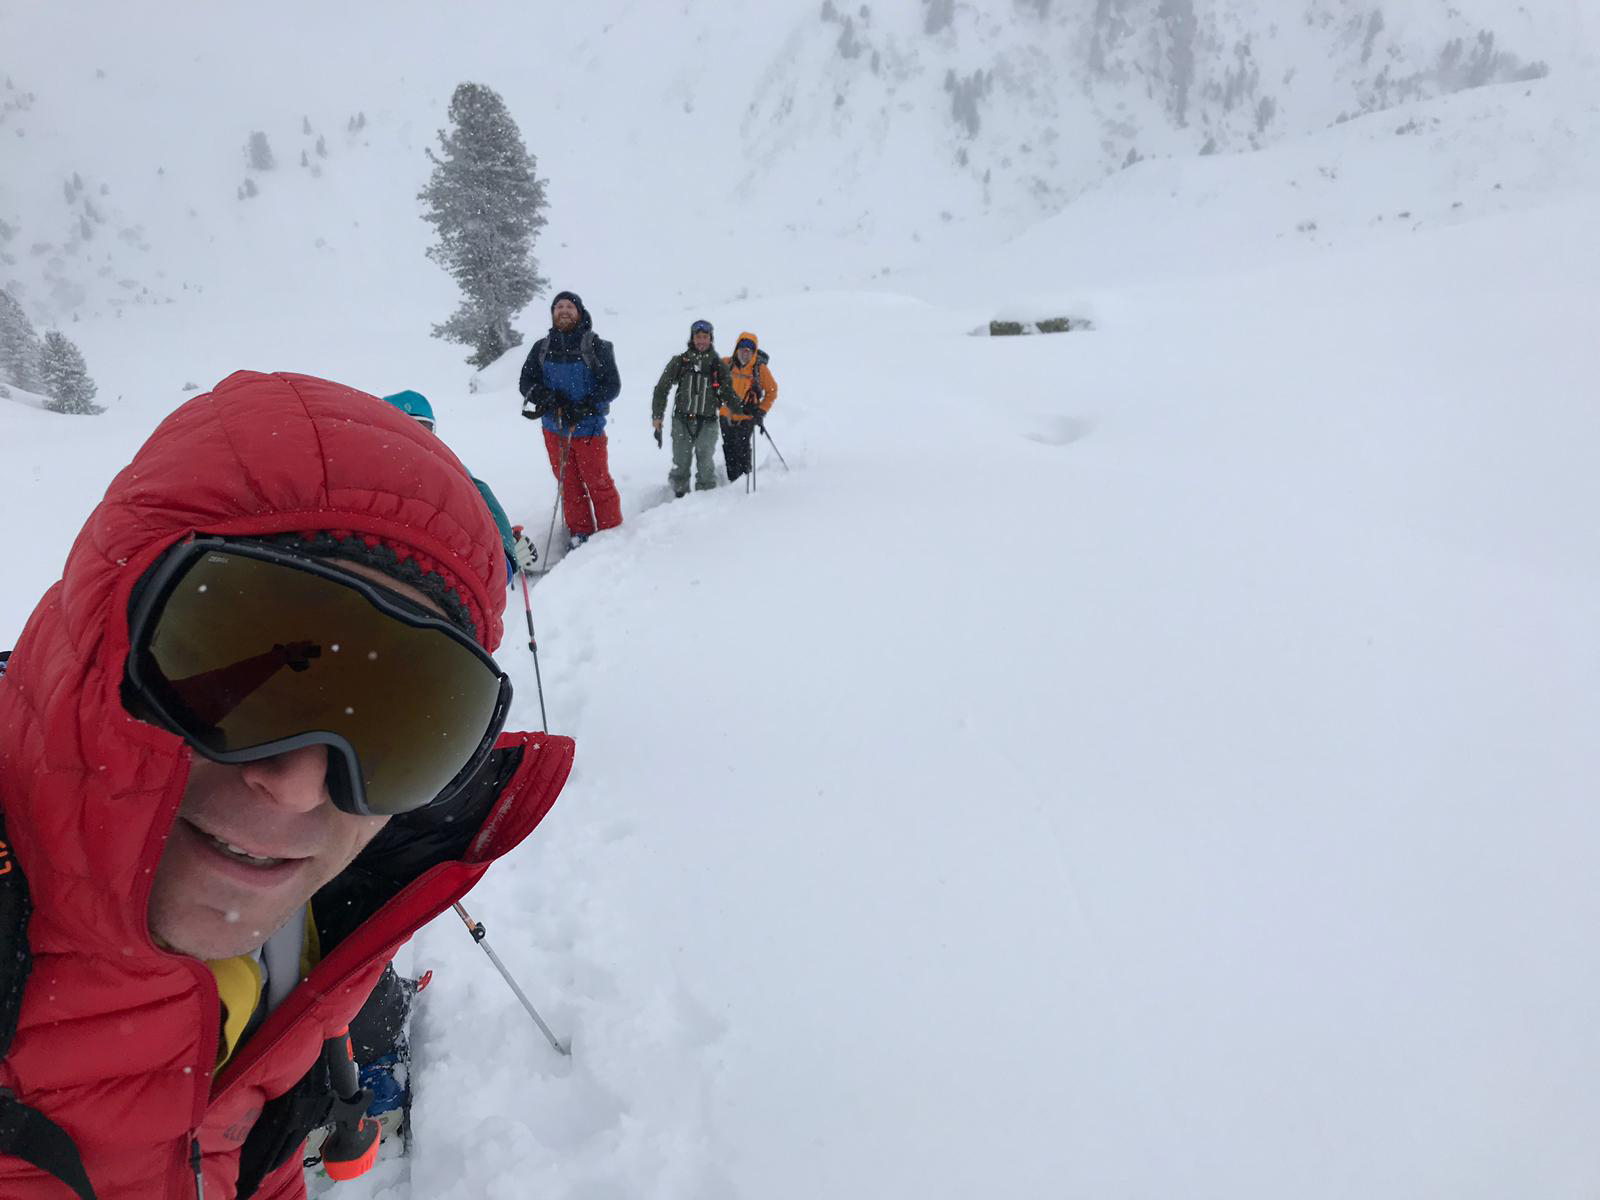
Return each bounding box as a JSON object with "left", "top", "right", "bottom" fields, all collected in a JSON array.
[
  {"left": 418, "top": 82, "right": 547, "bottom": 367},
  {"left": 39, "top": 330, "right": 102, "bottom": 414},
  {"left": 0, "top": 287, "right": 44, "bottom": 392},
  {"left": 246, "top": 131, "right": 275, "bottom": 171}
]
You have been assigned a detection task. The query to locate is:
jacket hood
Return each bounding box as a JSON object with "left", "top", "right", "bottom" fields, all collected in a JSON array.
[
  {"left": 82, "top": 371, "right": 504, "bottom": 647},
  {"left": 733, "top": 331, "right": 760, "bottom": 354},
  {"left": 0, "top": 370, "right": 508, "bottom": 954}
]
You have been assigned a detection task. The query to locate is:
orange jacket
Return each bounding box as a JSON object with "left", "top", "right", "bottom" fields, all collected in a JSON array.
[{"left": 720, "top": 331, "right": 777, "bottom": 422}]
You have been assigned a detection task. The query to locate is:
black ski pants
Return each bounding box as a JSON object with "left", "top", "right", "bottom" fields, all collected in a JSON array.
[{"left": 721, "top": 417, "right": 755, "bottom": 482}]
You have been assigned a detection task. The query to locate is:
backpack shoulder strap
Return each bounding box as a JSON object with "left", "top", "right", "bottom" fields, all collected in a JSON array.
[
  {"left": 0, "top": 816, "right": 28, "bottom": 1055},
  {"left": 578, "top": 330, "right": 598, "bottom": 374},
  {"left": 0, "top": 812, "right": 99, "bottom": 1199}
]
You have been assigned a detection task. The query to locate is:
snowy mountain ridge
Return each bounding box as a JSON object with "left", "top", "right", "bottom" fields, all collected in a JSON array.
[
  {"left": 743, "top": 0, "right": 1574, "bottom": 242},
  {"left": 1, "top": 0, "right": 1591, "bottom": 365}
]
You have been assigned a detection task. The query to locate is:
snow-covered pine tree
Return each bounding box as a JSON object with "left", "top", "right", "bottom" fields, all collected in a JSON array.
[
  {"left": 0, "top": 286, "right": 45, "bottom": 392},
  {"left": 418, "top": 82, "right": 547, "bottom": 368},
  {"left": 39, "top": 330, "right": 102, "bottom": 414},
  {"left": 246, "top": 131, "right": 275, "bottom": 171}
]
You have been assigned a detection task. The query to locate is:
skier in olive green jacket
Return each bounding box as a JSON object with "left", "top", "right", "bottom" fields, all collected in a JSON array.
[{"left": 651, "top": 318, "right": 737, "bottom": 496}]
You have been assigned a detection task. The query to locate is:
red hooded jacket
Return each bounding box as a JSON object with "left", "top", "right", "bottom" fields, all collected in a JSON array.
[{"left": 0, "top": 372, "right": 574, "bottom": 1198}]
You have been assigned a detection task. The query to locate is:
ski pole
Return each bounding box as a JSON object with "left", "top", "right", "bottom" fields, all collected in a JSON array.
[
  {"left": 541, "top": 429, "right": 572, "bottom": 569},
  {"left": 452, "top": 903, "right": 570, "bottom": 1056},
  {"left": 515, "top": 561, "right": 549, "bottom": 733},
  {"left": 750, "top": 419, "right": 757, "bottom": 493},
  {"left": 760, "top": 424, "right": 790, "bottom": 472}
]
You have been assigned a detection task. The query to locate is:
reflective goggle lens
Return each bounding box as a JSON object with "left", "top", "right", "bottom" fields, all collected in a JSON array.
[{"left": 129, "top": 543, "right": 509, "bottom": 815}]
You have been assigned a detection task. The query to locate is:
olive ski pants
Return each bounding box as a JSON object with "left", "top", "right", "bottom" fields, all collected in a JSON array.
[{"left": 670, "top": 414, "right": 719, "bottom": 493}]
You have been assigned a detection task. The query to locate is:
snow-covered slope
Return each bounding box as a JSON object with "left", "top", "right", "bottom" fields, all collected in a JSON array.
[
  {"left": 912, "top": 69, "right": 1600, "bottom": 306},
  {"left": 340, "top": 85, "right": 1600, "bottom": 1198}
]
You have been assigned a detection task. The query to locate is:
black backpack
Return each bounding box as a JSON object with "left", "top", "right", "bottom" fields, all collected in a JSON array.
[{"left": 533, "top": 330, "right": 600, "bottom": 376}]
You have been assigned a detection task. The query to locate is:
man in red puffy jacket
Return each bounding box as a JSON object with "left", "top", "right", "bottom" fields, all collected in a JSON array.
[{"left": 0, "top": 371, "right": 574, "bottom": 1198}]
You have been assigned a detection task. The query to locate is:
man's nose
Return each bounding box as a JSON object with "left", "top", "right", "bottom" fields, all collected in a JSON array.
[{"left": 238, "top": 745, "right": 332, "bottom": 813}]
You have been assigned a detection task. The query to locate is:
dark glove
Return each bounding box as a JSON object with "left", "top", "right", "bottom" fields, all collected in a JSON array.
[
  {"left": 522, "top": 395, "right": 552, "bottom": 420},
  {"left": 653, "top": 426, "right": 663, "bottom": 448},
  {"left": 566, "top": 400, "right": 597, "bottom": 423},
  {"left": 749, "top": 406, "right": 766, "bottom": 428}
]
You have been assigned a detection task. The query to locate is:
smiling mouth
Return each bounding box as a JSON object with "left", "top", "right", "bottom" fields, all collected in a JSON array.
[{"left": 187, "top": 820, "right": 294, "bottom": 868}]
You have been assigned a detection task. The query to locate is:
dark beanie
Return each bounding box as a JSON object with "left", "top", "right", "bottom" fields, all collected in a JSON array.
[
  {"left": 264, "top": 531, "right": 479, "bottom": 641},
  {"left": 551, "top": 290, "right": 585, "bottom": 315}
]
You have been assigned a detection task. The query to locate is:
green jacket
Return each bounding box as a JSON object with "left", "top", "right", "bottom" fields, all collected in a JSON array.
[{"left": 651, "top": 346, "right": 736, "bottom": 421}]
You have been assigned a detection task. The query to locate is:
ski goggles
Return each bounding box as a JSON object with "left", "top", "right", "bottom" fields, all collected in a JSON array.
[
  {"left": 690, "top": 320, "right": 713, "bottom": 335},
  {"left": 125, "top": 538, "right": 512, "bottom": 817}
]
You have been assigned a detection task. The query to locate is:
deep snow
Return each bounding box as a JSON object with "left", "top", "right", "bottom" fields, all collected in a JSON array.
[{"left": 4, "top": 13, "right": 1600, "bottom": 1200}]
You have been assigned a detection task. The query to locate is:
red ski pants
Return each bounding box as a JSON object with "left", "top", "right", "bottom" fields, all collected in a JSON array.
[{"left": 543, "top": 430, "right": 622, "bottom": 537}]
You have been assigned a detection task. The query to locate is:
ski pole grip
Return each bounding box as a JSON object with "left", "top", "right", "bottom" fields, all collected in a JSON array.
[{"left": 453, "top": 902, "right": 487, "bottom": 942}]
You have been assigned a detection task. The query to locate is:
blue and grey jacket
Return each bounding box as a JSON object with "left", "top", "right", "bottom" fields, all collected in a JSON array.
[{"left": 518, "top": 292, "right": 622, "bottom": 438}]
